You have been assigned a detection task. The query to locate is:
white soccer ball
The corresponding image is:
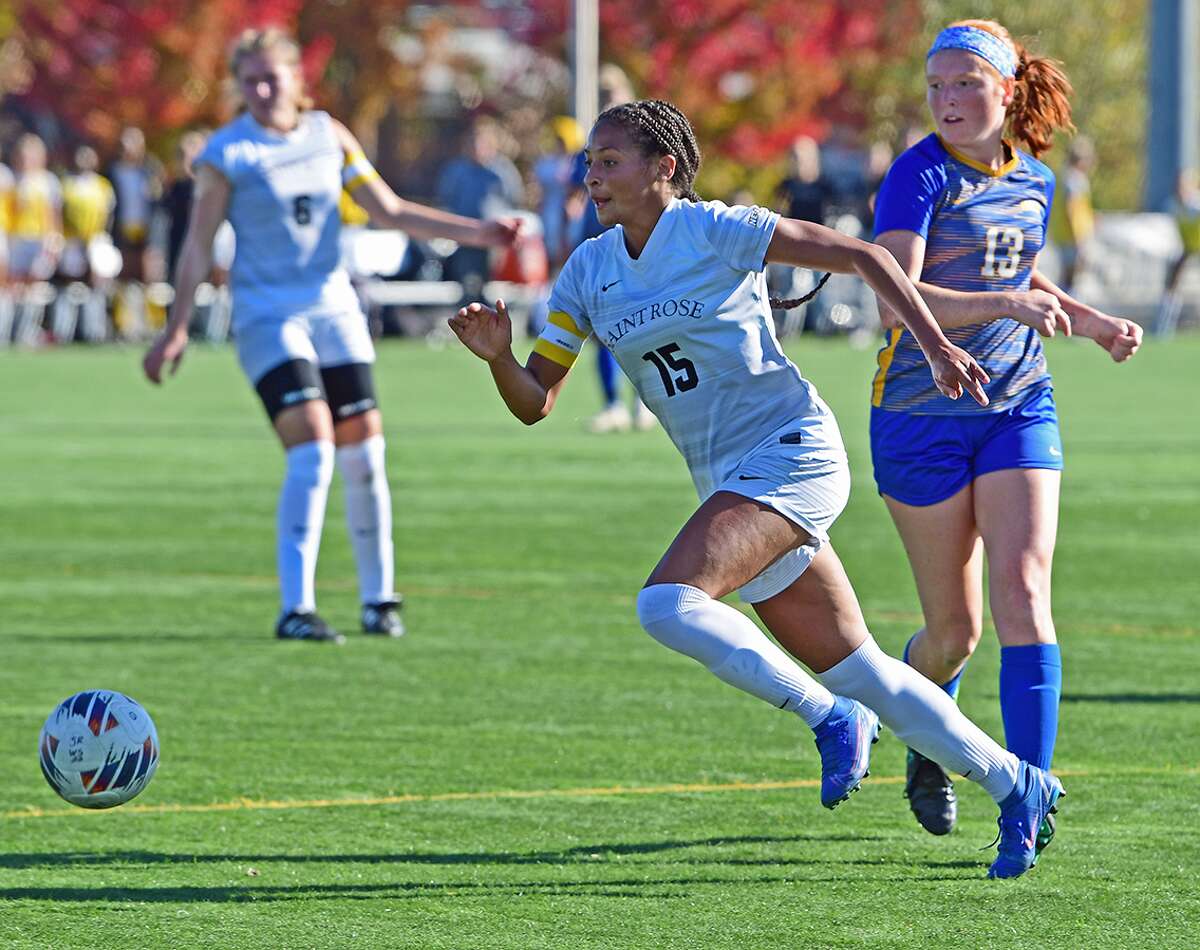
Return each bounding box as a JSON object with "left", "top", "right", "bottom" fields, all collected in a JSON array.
[{"left": 38, "top": 690, "right": 160, "bottom": 809}]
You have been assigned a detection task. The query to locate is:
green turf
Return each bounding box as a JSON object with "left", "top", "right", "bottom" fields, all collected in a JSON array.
[{"left": 1, "top": 332, "right": 1198, "bottom": 948}]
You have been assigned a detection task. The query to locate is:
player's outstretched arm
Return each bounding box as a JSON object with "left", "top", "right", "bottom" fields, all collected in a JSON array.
[
  {"left": 331, "top": 120, "right": 519, "bottom": 250},
  {"left": 768, "top": 218, "right": 990, "bottom": 406},
  {"left": 448, "top": 300, "right": 571, "bottom": 425},
  {"left": 1030, "top": 269, "right": 1143, "bottom": 362},
  {"left": 143, "top": 165, "right": 230, "bottom": 384}
]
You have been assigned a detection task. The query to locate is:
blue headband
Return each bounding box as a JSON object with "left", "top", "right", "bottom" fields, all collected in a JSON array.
[{"left": 927, "top": 25, "right": 1018, "bottom": 79}]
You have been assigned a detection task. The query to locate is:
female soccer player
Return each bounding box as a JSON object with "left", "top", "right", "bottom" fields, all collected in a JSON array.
[
  {"left": 143, "top": 29, "right": 517, "bottom": 642},
  {"left": 869, "top": 20, "right": 1141, "bottom": 843},
  {"left": 450, "top": 99, "right": 1063, "bottom": 878}
]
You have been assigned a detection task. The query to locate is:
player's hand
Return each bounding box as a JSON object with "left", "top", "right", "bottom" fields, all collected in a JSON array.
[
  {"left": 925, "top": 341, "right": 991, "bottom": 406},
  {"left": 1007, "top": 289, "right": 1072, "bottom": 338},
  {"left": 1074, "top": 310, "right": 1143, "bottom": 363},
  {"left": 143, "top": 329, "right": 188, "bottom": 384},
  {"left": 448, "top": 299, "right": 513, "bottom": 363}
]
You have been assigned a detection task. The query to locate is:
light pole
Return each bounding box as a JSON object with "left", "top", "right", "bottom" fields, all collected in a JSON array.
[
  {"left": 1146, "top": 0, "right": 1198, "bottom": 209},
  {"left": 570, "top": 0, "right": 599, "bottom": 131}
]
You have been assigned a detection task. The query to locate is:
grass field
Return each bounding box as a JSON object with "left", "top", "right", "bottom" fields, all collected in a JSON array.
[{"left": 1, "top": 332, "right": 1198, "bottom": 949}]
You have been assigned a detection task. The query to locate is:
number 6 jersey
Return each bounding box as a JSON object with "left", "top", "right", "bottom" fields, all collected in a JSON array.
[
  {"left": 538, "top": 198, "right": 835, "bottom": 498},
  {"left": 197, "top": 110, "right": 368, "bottom": 329},
  {"left": 871, "top": 133, "right": 1056, "bottom": 414}
]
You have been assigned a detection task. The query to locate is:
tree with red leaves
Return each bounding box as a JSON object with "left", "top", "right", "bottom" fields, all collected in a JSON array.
[{"left": 523, "top": 0, "right": 922, "bottom": 197}]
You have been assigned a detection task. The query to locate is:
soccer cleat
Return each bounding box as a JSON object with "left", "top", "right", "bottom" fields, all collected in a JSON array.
[
  {"left": 362, "top": 599, "right": 405, "bottom": 637},
  {"left": 904, "top": 748, "right": 958, "bottom": 835},
  {"left": 812, "top": 698, "right": 880, "bottom": 809},
  {"left": 587, "top": 404, "right": 633, "bottom": 433},
  {"left": 987, "top": 762, "right": 1065, "bottom": 879},
  {"left": 633, "top": 401, "right": 658, "bottom": 431},
  {"left": 275, "top": 610, "right": 345, "bottom": 644}
]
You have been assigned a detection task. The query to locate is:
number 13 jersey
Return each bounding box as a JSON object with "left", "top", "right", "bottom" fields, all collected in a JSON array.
[
  {"left": 871, "top": 133, "right": 1056, "bottom": 414},
  {"left": 538, "top": 197, "right": 836, "bottom": 498}
]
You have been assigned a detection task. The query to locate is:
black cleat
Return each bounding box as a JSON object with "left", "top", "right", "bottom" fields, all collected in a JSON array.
[
  {"left": 905, "top": 747, "right": 957, "bottom": 835},
  {"left": 362, "top": 599, "right": 405, "bottom": 637},
  {"left": 275, "top": 610, "right": 345, "bottom": 644}
]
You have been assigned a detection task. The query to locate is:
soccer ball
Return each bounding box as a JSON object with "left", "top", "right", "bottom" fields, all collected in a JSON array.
[{"left": 38, "top": 690, "right": 159, "bottom": 809}]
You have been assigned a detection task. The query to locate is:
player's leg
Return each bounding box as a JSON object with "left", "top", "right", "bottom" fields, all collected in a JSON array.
[
  {"left": 637, "top": 491, "right": 877, "bottom": 808},
  {"left": 263, "top": 372, "right": 340, "bottom": 643},
  {"left": 588, "top": 345, "right": 631, "bottom": 432},
  {"left": 882, "top": 487, "right": 984, "bottom": 834},
  {"left": 972, "top": 389, "right": 1065, "bottom": 774},
  {"left": 330, "top": 403, "right": 402, "bottom": 637},
  {"left": 241, "top": 318, "right": 341, "bottom": 643},
  {"left": 317, "top": 312, "right": 402, "bottom": 637},
  {"left": 974, "top": 467, "right": 1062, "bottom": 769},
  {"left": 872, "top": 408, "right": 985, "bottom": 833},
  {"left": 754, "top": 544, "right": 1016, "bottom": 798},
  {"left": 1155, "top": 252, "right": 1189, "bottom": 337},
  {"left": 755, "top": 546, "right": 1062, "bottom": 878}
]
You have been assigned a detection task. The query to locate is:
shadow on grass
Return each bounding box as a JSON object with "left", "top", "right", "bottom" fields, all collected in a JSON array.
[
  {"left": 0, "top": 631, "right": 253, "bottom": 644},
  {"left": 0, "top": 866, "right": 979, "bottom": 904},
  {"left": 1061, "top": 693, "right": 1200, "bottom": 704},
  {"left": 0, "top": 832, "right": 891, "bottom": 872}
]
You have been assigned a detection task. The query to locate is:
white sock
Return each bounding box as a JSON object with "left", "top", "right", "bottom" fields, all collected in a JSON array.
[
  {"left": 817, "top": 637, "right": 1019, "bottom": 802},
  {"left": 277, "top": 440, "right": 334, "bottom": 614},
  {"left": 636, "top": 583, "right": 836, "bottom": 727},
  {"left": 336, "top": 435, "right": 395, "bottom": 605}
]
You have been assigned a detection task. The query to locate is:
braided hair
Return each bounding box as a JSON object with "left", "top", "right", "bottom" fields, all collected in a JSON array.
[
  {"left": 594, "top": 99, "right": 827, "bottom": 311},
  {"left": 594, "top": 99, "right": 703, "bottom": 201}
]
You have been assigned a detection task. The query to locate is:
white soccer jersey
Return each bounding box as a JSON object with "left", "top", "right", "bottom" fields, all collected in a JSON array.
[
  {"left": 197, "top": 110, "right": 376, "bottom": 328},
  {"left": 539, "top": 198, "right": 833, "bottom": 497}
]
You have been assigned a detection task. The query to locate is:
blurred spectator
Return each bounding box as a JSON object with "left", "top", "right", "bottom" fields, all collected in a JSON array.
[
  {"left": 1156, "top": 167, "right": 1200, "bottom": 336},
  {"left": 534, "top": 115, "right": 583, "bottom": 268},
  {"left": 771, "top": 136, "right": 838, "bottom": 334},
  {"left": 6, "top": 132, "right": 61, "bottom": 282},
  {"left": 1048, "top": 135, "right": 1096, "bottom": 294},
  {"left": 0, "top": 147, "right": 11, "bottom": 284},
  {"left": 161, "top": 130, "right": 206, "bottom": 281},
  {"left": 435, "top": 119, "right": 521, "bottom": 300},
  {"left": 858, "top": 141, "right": 894, "bottom": 233},
  {"left": 775, "top": 135, "right": 836, "bottom": 227},
  {"left": 108, "top": 126, "right": 162, "bottom": 282},
  {"left": 58, "top": 144, "right": 115, "bottom": 283}
]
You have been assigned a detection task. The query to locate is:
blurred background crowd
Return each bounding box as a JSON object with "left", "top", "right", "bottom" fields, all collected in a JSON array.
[{"left": 0, "top": 0, "right": 1196, "bottom": 357}]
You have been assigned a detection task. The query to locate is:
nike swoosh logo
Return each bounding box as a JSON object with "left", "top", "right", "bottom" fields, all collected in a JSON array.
[
  {"left": 736, "top": 474, "right": 767, "bottom": 481},
  {"left": 601, "top": 280, "right": 621, "bottom": 292}
]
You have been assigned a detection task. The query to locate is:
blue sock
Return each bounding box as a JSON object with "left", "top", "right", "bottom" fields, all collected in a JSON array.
[
  {"left": 597, "top": 346, "right": 619, "bottom": 406},
  {"left": 999, "top": 643, "right": 1062, "bottom": 770},
  {"left": 903, "top": 634, "right": 966, "bottom": 701}
]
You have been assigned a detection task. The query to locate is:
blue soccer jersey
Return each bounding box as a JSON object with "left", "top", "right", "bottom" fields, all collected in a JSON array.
[{"left": 871, "top": 134, "right": 1056, "bottom": 414}]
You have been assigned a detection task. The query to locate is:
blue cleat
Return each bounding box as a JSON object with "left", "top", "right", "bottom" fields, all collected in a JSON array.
[
  {"left": 987, "top": 762, "right": 1064, "bottom": 879},
  {"left": 813, "top": 697, "right": 880, "bottom": 809}
]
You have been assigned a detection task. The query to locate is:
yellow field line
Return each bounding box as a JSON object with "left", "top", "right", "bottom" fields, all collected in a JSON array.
[{"left": 6, "top": 765, "right": 1196, "bottom": 820}]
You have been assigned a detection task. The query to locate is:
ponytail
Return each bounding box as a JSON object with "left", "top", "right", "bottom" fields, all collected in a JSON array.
[{"left": 1009, "top": 44, "right": 1074, "bottom": 158}]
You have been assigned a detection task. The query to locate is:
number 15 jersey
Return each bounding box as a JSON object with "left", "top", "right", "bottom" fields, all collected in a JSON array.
[{"left": 538, "top": 198, "right": 835, "bottom": 498}]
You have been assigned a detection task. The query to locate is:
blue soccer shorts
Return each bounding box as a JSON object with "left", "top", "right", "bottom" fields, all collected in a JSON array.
[{"left": 869, "top": 385, "right": 1063, "bottom": 507}]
